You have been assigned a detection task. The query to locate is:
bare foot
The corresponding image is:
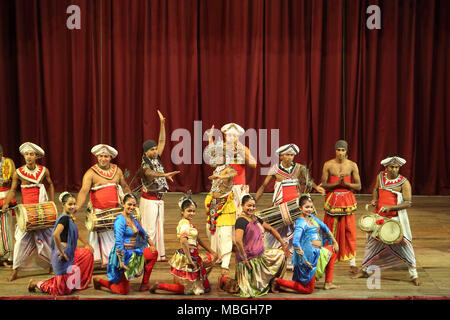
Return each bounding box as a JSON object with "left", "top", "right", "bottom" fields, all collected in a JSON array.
[
  {"left": 92, "top": 277, "right": 102, "bottom": 290},
  {"left": 349, "top": 266, "right": 358, "bottom": 274},
  {"left": 351, "top": 271, "right": 370, "bottom": 279},
  {"left": 6, "top": 269, "right": 18, "bottom": 282},
  {"left": 324, "top": 282, "right": 339, "bottom": 290},
  {"left": 139, "top": 283, "right": 150, "bottom": 292},
  {"left": 217, "top": 275, "right": 224, "bottom": 292},
  {"left": 28, "top": 279, "right": 36, "bottom": 292},
  {"left": 412, "top": 277, "right": 421, "bottom": 286},
  {"left": 270, "top": 279, "right": 280, "bottom": 293},
  {"left": 149, "top": 282, "right": 159, "bottom": 293},
  {"left": 2, "top": 261, "right": 12, "bottom": 268}
]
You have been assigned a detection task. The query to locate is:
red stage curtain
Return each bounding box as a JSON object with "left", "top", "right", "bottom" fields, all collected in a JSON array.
[{"left": 0, "top": 0, "right": 448, "bottom": 195}]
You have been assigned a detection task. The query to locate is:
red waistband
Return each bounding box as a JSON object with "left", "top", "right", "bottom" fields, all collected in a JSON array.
[{"left": 141, "top": 191, "right": 163, "bottom": 200}]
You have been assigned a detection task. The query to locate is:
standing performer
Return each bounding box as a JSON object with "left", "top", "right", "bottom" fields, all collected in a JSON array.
[
  {"left": 139, "top": 110, "right": 180, "bottom": 262},
  {"left": 93, "top": 194, "right": 158, "bottom": 294},
  {"left": 150, "top": 193, "right": 217, "bottom": 296},
  {"left": 76, "top": 144, "right": 131, "bottom": 266},
  {"left": 353, "top": 156, "right": 421, "bottom": 286},
  {"left": 272, "top": 195, "right": 339, "bottom": 294},
  {"left": 255, "top": 143, "right": 325, "bottom": 269},
  {"left": 219, "top": 123, "right": 257, "bottom": 216},
  {"left": 1, "top": 142, "right": 55, "bottom": 281},
  {"left": 220, "top": 194, "right": 289, "bottom": 298},
  {"left": 321, "top": 140, "right": 361, "bottom": 273},
  {"left": 204, "top": 147, "right": 237, "bottom": 276},
  {"left": 28, "top": 192, "right": 94, "bottom": 295},
  {"left": 0, "top": 145, "right": 17, "bottom": 267}
]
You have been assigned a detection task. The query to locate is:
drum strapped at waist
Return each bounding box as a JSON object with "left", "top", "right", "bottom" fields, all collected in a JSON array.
[{"left": 256, "top": 198, "right": 301, "bottom": 229}]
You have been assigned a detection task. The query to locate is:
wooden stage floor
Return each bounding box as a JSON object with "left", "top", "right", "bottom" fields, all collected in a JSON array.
[{"left": 1, "top": 192, "right": 449, "bottom": 300}]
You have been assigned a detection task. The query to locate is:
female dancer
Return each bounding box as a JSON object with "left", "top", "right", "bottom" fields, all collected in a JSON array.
[
  {"left": 28, "top": 192, "right": 94, "bottom": 295},
  {"left": 273, "top": 195, "right": 339, "bottom": 293},
  {"left": 221, "top": 194, "right": 289, "bottom": 298},
  {"left": 93, "top": 193, "right": 158, "bottom": 294},
  {"left": 150, "top": 193, "right": 217, "bottom": 295}
]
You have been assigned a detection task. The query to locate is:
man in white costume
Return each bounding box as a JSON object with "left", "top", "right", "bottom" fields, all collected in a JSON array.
[
  {"left": 2, "top": 142, "right": 55, "bottom": 281},
  {"left": 353, "top": 155, "right": 421, "bottom": 286},
  {"left": 76, "top": 144, "right": 131, "bottom": 266}
]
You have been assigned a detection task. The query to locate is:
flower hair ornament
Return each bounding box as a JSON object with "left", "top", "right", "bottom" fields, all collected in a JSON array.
[
  {"left": 178, "top": 190, "right": 195, "bottom": 209},
  {"left": 59, "top": 191, "right": 72, "bottom": 203}
]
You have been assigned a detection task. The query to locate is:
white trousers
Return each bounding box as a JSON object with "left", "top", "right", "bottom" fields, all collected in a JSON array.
[
  {"left": 207, "top": 225, "right": 234, "bottom": 270},
  {"left": 13, "top": 226, "right": 52, "bottom": 271},
  {"left": 88, "top": 229, "right": 115, "bottom": 266},
  {"left": 140, "top": 197, "right": 165, "bottom": 259},
  {"left": 0, "top": 209, "right": 14, "bottom": 262}
]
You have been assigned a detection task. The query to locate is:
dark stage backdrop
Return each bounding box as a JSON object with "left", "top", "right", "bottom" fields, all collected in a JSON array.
[{"left": 0, "top": 0, "right": 449, "bottom": 195}]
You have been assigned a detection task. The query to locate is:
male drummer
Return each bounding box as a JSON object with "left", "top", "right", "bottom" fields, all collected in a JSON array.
[
  {"left": 0, "top": 144, "right": 17, "bottom": 267},
  {"left": 353, "top": 156, "right": 420, "bottom": 285},
  {"left": 138, "top": 110, "right": 180, "bottom": 262},
  {"left": 206, "top": 123, "right": 257, "bottom": 217},
  {"left": 255, "top": 143, "right": 325, "bottom": 269},
  {"left": 204, "top": 145, "right": 237, "bottom": 276},
  {"left": 1, "top": 142, "right": 55, "bottom": 281},
  {"left": 75, "top": 144, "right": 131, "bottom": 266},
  {"left": 321, "top": 140, "right": 361, "bottom": 273}
]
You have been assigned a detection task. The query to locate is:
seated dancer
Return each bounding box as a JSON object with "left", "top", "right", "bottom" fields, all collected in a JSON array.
[
  {"left": 206, "top": 123, "right": 257, "bottom": 217},
  {"left": 28, "top": 192, "right": 94, "bottom": 295},
  {"left": 139, "top": 110, "right": 180, "bottom": 262},
  {"left": 150, "top": 192, "right": 217, "bottom": 295},
  {"left": 321, "top": 140, "right": 361, "bottom": 273},
  {"left": 353, "top": 156, "right": 421, "bottom": 286},
  {"left": 93, "top": 194, "right": 158, "bottom": 294},
  {"left": 204, "top": 149, "right": 238, "bottom": 276},
  {"left": 220, "top": 194, "right": 289, "bottom": 298},
  {"left": 2, "top": 142, "right": 55, "bottom": 281},
  {"left": 0, "top": 144, "right": 17, "bottom": 267},
  {"left": 255, "top": 143, "right": 325, "bottom": 269},
  {"left": 76, "top": 144, "right": 131, "bottom": 266},
  {"left": 273, "top": 195, "right": 340, "bottom": 293}
]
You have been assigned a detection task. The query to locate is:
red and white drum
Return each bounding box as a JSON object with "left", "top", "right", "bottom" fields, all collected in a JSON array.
[{"left": 16, "top": 201, "right": 58, "bottom": 232}]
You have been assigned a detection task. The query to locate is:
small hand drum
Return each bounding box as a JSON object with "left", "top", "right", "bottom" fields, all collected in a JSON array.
[
  {"left": 377, "top": 219, "right": 403, "bottom": 245},
  {"left": 358, "top": 214, "right": 377, "bottom": 233}
]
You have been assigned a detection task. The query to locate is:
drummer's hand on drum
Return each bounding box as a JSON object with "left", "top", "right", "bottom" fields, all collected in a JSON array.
[
  {"left": 369, "top": 199, "right": 377, "bottom": 207},
  {"left": 380, "top": 206, "right": 393, "bottom": 213}
]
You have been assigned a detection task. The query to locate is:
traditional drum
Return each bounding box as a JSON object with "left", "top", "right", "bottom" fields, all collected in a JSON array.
[
  {"left": 362, "top": 204, "right": 404, "bottom": 245},
  {"left": 358, "top": 213, "right": 378, "bottom": 233},
  {"left": 376, "top": 219, "right": 403, "bottom": 245},
  {"left": 256, "top": 198, "right": 301, "bottom": 229},
  {"left": 16, "top": 201, "right": 58, "bottom": 232},
  {"left": 85, "top": 206, "right": 141, "bottom": 232}
]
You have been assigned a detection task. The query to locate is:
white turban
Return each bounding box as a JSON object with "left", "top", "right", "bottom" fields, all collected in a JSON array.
[
  {"left": 19, "top": 142, "right": 45, "bottom": 158},
  {"left": 276, "top": 144, "right": 300, "bottom": 156},
  {"left": 380, "top": 156, "right": 406, "bottom": 167},
  {"left": 221, "top": 123, "right": 245, "bottom": 137},
  {"left": 91, "top": 144, "right": 118, "bottom": 158}
]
